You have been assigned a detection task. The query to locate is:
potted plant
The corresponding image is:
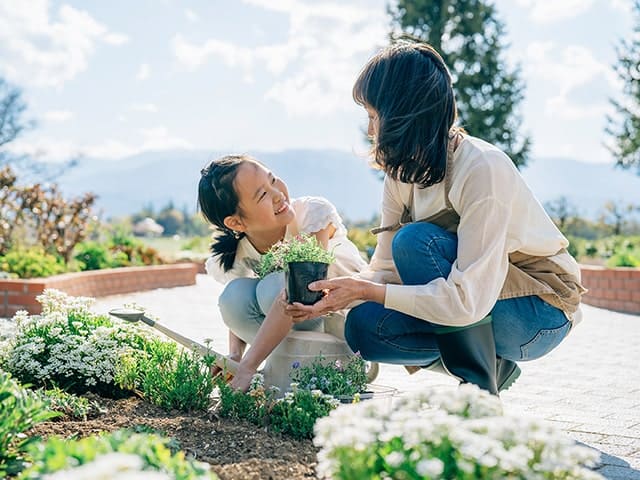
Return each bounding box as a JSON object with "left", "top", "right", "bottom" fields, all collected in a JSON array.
[{"left": 257, "top": 234, "right": 335, "bottom": 305}]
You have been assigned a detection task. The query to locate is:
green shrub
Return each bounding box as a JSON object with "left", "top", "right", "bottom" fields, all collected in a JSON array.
[
  {"left": 290, "top": 354, "right": 368, "bottom": 398},
  {"left": 0, "top": 372, "right": 59, "bottom": 477},
  {"left": 606, "top": 252, "right": 640, "bottom": 268},
  {"left": 74, "top": 241, "right": 112, "bottom": 270},
  {"left": 36, "top": 386, "right": 102, "bottom": 421},
  {"left": 269, "top": 387, "right": 339, "bottom": 439},
  {"left": 0, "top": 247, "right": 66, "bottom": 279},
  {"left": 4, "top": 290, "right": 215, "bottom": 413},
  {"left": 19, "top": 429, "right": 217, "bottom": 479},
  {"left": 4, "top": 290, "right": 150, "bottom": 396},
  {"left": 140, "top": 345, "right": 215, "bottom": 412},
  {"left": 215, "top": 373, "right": 340, "bottom": 439}
]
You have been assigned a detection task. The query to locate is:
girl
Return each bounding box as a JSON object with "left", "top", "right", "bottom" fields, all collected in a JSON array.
[
  {"left": 198, "top": 154, "right": 367, "bottom": 391},
  {"left": 287, "top": 42, "right": 586, "bottom": 395}
]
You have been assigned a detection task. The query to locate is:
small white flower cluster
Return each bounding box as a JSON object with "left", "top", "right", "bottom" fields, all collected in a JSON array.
[
  {"left": 42, "top": 453, "right": 173, "bottom": 480},
  {"left": 314, "top": 384, "right": 603, "bottom": 480},
  {"left": 3, "top": 289, "right": 151, "bottom": 389}
]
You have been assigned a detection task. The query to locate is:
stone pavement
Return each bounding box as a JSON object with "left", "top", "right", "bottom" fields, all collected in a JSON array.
[{"left": 87, "top": 274, "right": 639, "bottom": 479}]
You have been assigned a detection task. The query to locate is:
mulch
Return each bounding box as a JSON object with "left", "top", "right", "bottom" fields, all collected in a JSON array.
[{"left": 28, "top": 393, "right": 319, "bottom": 480}]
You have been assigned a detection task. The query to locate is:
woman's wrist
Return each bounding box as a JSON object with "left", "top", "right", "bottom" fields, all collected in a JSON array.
[{"left": 361, "top": 280, "right": 386, "bottom": 304}]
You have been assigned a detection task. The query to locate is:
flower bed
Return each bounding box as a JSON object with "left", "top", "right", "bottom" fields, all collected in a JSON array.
[
  {"left": 0, "top": 263, "right": 198, "bottom": 317},
  {"left": 580, "top": 264, "right": 640, "bottom": 314},
  {"left": 0, "top": 290, "right": 604, "bottom": 479}
]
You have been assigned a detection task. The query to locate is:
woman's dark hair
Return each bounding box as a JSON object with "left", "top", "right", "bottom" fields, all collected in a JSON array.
[
  {"left": 353, "top": 42, "right": 459, "bottom": 188},
  {"left": 198, "top": 154, "right": 253, "bottom": 272}
]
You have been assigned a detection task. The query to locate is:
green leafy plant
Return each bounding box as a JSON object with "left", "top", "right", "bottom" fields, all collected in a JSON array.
[
  {"left": 314, "top": 384, "right": 603, "bottom": 480},
  {"left": 256, "top": 233, "right": 335, "bottom": 278},
  {"left": 0, "top": 246, "right": 66, "bottom": 279},
  {"left": 3, "top": 290, "right": 215, "bottom": 413},
  {"left": 35, "top": 386, "right": 102, "bottom": 421},
  {"left": 269, "top": 385, "right": 339, "bottom": 439},
  {"left": 290, "top": 354, "right": 368, "bottom": 398},
  {"left": 0, "top": 372, "right": 59, "bottom": 477},
  {"left": 606, "top": 252, "right": 640, "bottom": 268},
  {"left": 215, "top": 374, "right": 339, "bottom": 439},
  {"left": 4, "top": 290, "right": 151, "bottom": 396},
  {"left": 139, "top": 345, "right": 216, "bottom": 412},
  {"left": 19, "top": 429, "right": 217, "bottom": 479}
]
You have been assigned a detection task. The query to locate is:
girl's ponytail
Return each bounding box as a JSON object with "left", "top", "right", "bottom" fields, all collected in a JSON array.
[
  {"left": 197, "top": 155, "right": 250, "bottom": 272},
  {"left": 210, "top": 229, "right": 245, "bottom": 272}
]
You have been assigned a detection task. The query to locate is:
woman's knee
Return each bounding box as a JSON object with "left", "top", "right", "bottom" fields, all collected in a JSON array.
[{"left": 345, "top": 303, "right": 378, "bottom": 357}]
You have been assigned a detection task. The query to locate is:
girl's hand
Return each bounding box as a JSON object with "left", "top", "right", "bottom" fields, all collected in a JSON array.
[
  {"left": 286, "top": 277, "right": 384, "bottom": 322},
  {"left": 230, "top": 364, "right": 257, "bottom": 392}
]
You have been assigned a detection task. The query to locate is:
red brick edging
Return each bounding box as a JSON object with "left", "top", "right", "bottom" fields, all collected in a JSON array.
[
  {"left": 2, "top": 262, "right": 637, "bottom": 317},
  {"left": 0, "top": 263, "right": 199, "bottom": 317},
  {"left": 580, "top": 264, "right": 640, "bottom": 315}
]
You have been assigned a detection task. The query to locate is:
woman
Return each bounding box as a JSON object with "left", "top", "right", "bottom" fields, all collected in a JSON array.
[{"left": 287, "top": 42, "right": 586, "bottom": 395}]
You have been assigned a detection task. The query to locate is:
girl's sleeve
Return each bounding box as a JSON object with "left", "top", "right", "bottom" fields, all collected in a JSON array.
[
  {"left": 296, "top": 196, "right": 345, "bottom": 234},
  {"left": 355, "top": 176, "right": 403, "bottom": 285},
  {"left": 384, "top": 155, "right": 517, "bottom": 327}
]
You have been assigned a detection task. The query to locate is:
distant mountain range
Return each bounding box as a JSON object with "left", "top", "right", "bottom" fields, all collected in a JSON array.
[{"left": 55, "top": 149, "right": 640, "bottom": 222}]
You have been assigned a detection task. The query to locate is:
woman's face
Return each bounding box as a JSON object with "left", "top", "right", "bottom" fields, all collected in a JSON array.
[
  {"left": 365, "top": 105, "right": 379, "bottom": 140},
  {"left": 231, "top": 161, "right": 294, "bottom": 235}
]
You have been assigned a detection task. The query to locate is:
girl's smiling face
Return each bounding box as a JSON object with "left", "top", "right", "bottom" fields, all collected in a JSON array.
[{"left": 225, "top": 161, "right": 294, "bottom": 238}]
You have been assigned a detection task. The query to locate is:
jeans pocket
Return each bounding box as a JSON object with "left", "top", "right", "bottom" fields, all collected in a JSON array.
[{"left": 520, "top": 321, "right": 571, "bottom": 360}]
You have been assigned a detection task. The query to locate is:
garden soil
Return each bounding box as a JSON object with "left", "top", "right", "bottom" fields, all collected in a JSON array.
[{"left": 28, "top": 393, "right": 318, "bottom": 480}]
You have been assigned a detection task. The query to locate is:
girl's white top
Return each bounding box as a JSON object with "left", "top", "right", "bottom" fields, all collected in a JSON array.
[
  {"left": 206, "top": 196, "right": 367, "bottom": 284},
  {"left": 358, "top": 135, "right": 583, "bottom": 327}
]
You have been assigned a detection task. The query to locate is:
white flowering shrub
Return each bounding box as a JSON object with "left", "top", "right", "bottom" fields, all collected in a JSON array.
[
  {"left": 314, "top": 385, "right": 603, "bottom": 480},
  {"left": 18, "top": 430, "right": 218, "bottom": 479},
  {"left": 2, "top": 290, "right": 152, "bottom": 396}
]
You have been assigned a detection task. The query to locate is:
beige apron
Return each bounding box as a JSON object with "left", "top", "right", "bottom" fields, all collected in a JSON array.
[{"left": 371, "top": 133, "right": 586, "bottom": 317}]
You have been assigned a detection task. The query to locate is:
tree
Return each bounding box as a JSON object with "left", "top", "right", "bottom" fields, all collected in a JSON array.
[
  {"left": 0, "top": 78, "right": 28, "bottom": 161},
  {"left": 390, "top": 0, "right": 531, "bottom": 168},
  {"left": 606, "top": 0, "right": 640, "bottom": 173},
  {"left": 544, "top": 196, "right": 578, "bottom": 232},
  {"left": 599, "top": 201, "right": 638, "bottom": 236}
]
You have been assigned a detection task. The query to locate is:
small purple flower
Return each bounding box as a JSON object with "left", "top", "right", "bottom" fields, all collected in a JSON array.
[
  {"left": 334, "top": 359, "right": 342, "bottom": 370},
  {"left": 292, "top": 361, "right": 300, "bottom": 369}
]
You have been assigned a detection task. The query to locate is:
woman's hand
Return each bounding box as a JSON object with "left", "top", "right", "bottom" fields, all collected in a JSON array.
[{"left": 285, "top": 276, "right": 385, "bottom": 322}]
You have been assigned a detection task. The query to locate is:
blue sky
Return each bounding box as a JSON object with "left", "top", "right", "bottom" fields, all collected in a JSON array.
[{"left": 0, "top": 0, "right": 634, "bottom": 164}]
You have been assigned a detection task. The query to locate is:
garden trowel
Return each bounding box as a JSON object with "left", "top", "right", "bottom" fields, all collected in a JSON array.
[{"left": 109, "top": 308, "right": 239, "bottom": 375}]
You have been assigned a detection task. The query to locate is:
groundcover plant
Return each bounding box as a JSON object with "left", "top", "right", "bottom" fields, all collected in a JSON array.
[{"left": 314, "top": 384, "right": 604, "bottom": 480}]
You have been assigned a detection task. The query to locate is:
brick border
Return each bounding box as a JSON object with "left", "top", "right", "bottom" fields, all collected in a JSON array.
[
  {"left": 580, "top": 264, "right": 640, "bottom": 315},
  {"left": 0, "top": 263, "right": 199, "bottom": 317}
]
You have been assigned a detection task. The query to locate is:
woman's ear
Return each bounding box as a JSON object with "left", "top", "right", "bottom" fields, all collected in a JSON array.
[{"left": 223, "top": 215, "right": 246, "bottom": 233}]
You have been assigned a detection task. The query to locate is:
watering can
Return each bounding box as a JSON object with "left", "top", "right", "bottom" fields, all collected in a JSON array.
[{"left": 109, "top": 308, "right": 379, "bottom": 394}]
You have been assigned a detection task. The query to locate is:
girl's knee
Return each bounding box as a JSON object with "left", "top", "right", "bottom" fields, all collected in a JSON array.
[
  {"left": 255, "top": 271, "right": 285, "bottom": 313},
  {"left": 218, "top": 278, "right": 259, "bottom": 328}
]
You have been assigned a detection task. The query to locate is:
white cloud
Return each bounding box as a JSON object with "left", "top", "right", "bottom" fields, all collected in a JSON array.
[
  {"left": 130, "top": 103, "right": 159, "bottom": 113},
  {"left": 8, "top": 126, "right": 192, "bottom": 160},
  {"left": 185, "top": 8, "right": 199, "bottom": 22},
  {"left": 515, "top": 0, "right": 595, "bottom": 23},
  {"left": 136, "top": 63, "right": 151, "bottom": 80},
  {"left": 42, "top": 110, "right": 74, "bottom": 122},
  {"left": 522, "top": 42, "right": 613, "bottom": 120},
  {"left": 172, "top": 0, "right": 388, "bottom": 115},
  {"left": 0, "top": 0, "right": 128, "bottom": 88}
]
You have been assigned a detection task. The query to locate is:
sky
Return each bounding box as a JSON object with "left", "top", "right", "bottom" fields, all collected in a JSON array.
[{"left": 0, "top": 0, "right": 635, "bottom": 165}]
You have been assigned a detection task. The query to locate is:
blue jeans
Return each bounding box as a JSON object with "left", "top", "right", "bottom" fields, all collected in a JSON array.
[
  {"left": 218, "top": 271, "right": 323, "bottom": 344},
  {"left": 345, "top": 223, "right": 571, "bottom": 366}
]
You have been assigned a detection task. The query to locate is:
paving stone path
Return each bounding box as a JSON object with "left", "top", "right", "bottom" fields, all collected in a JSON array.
[{"left": 72, "top": 274, "right": 640, "bottom": 479}]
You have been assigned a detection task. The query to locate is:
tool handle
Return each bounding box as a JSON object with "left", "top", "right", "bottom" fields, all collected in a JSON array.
[{"left": 149, "top": 321, "right": 240, "bottom": 374}]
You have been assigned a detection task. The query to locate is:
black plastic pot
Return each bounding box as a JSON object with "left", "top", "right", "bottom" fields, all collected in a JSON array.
[{"left": 286, "top": 261, "right": 329, "bottom": 305}]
